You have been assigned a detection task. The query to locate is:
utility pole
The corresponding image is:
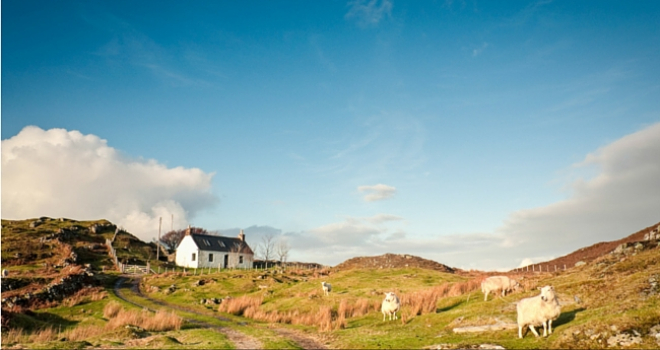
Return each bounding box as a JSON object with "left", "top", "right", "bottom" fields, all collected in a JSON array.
[{"left": 157, "top": 217, "right": 162, "bottom": 262}]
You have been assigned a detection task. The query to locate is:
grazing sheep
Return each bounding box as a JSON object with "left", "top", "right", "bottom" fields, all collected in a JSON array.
[
  {"left": 481, "top": 276, "right": 521, "bottom": 301},
  {"left": 2, "top": 269, "right": 7, "bottom": 278},
  {"left": 517, "top": 285, "right": 561, "bottom": 338},
  {"left": 321, "top": 281, "right": 332, "bottom": 296},
  {"left": 381, "top": 292, "right": 401, "bottom": 321}
]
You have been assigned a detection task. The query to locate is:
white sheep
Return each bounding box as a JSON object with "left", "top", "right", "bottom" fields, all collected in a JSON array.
[
  {"left": 381, "top": 292, "right": 401, "bottom": 321},
  {"left": 2, "top": 269, "right": 8, "bottom": 278},
  {"left": 321, "top": 281, "right": 332, "bottom": 296},
  {"left": 481, "top": 276, "right": 521, "bottom": 301},
  {"left": 517, "top": 285, "right": 561, "bottom": 338}
]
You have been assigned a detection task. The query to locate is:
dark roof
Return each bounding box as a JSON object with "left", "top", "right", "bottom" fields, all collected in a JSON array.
[{"left": 189, "top": 233, "right": 254, "bottom": 255}]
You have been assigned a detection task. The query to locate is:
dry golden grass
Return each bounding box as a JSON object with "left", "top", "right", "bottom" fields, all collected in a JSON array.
[
  {"left": 103, "top": 301, "right": 122, "bottom": 319},
  {"left": 28, "top": 326, "right": 57, "bottom": 343},
  {"left": 1, "top": 328, "right": 24, "bottom": 344},
  {"left": 62, "top": 325, "right": 106, "bottom": 341},
  {"left": 318, "top": 306, "right": 333, "bottom": 332},
  {"left": 105, "top": 308, "right": 182, "bottom": 331},
  {"left": 218, "top": 279, "right": 483, "bottom": 332},
  {"left": 399, "top": 279, "right": 480, "bottom": 317},
  {"left": 63, "top": 287, "right": 107, "bottom": 307},
  {"left": 218, "top": 295, "right": 263, "bottom": 315}
]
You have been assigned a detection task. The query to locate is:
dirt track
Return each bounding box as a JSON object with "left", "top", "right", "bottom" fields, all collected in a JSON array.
[{"left": 113, "top": 276, "right": 328, "bottom": 349}]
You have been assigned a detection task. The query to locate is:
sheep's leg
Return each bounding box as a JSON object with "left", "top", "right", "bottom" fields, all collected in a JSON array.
[
  {"left": 484, "top": 290, "right": 489, "bottom": 301},
  {"left": 529, "top": 325, "right": 540, "bottom": 337},
  {"left": 548, "top": 319, "right": 553, "bottom": 335},
  {"left": 393, "top": 312, "right": 397, "bottom": 320},
  {"left": 382, "top": 312, "right": 386, "bottom": 322},
  {"left": 502, "top": 289, "right": 506, "bottom": 297},
  {"left": 542, "top": 321, "right": 548, "bottom": 337},
  {"left": 518, "top": 325, "right": 524, "bottom": 338}
]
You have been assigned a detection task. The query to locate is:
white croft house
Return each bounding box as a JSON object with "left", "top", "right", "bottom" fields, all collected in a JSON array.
[{"left": 175, "top": 228, "right": 254, "bottom": 269}]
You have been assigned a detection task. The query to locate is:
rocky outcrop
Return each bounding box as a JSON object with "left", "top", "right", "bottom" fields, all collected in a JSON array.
[
  {"left": 1, "top": 267, "right": 96, "bottom": 309},
  {"left": 610, "top": 240, "right": 657, "bottom": 257},
  {"left": 336, "top": 253, "right": 455, "bottom": 273}
]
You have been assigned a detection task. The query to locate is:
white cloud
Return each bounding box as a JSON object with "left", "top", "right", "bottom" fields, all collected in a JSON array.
[
  {"left": 287, "top": 123, "right": 660, "bottom": 270},
  {"left": 358, "top": 183, "right": 397, "bottom": 201},
  {"left": 472, "top": 42, "right": 489, "bottom": 57},
  {"left": 1, "top": 126, "right": 218, "bottom": 242},
  {"left": 498, "top": 122, "right": 660, "bottom": 260},
  {"left": 345, "top": 0, "right": 393, "bottom": 27}
]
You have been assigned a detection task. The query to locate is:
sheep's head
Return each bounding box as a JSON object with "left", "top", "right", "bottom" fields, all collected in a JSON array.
[
  {"left": 512, "top": 280, "right": 522, "bottom": 291},
  {"left": 538, "top": 285, "right": 556, "bottom": 302},
  {"left": 384, "top": 292, "right": 396, "bottom": 302}
]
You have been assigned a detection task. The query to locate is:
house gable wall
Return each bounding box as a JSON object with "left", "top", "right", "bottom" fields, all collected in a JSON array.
[{"left": 175, "top": 236, "right": 200, "bottom": 268}]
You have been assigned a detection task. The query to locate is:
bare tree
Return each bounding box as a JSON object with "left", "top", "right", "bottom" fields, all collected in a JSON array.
[
  {"left": 275, "top": 238, "right": 290, "bottom": 266},
  {"left": 160, "top": 227, "right": 208, "bottom": 253},
  {"left": 257, "top": 233, "right": 276, "bottom": 268}
]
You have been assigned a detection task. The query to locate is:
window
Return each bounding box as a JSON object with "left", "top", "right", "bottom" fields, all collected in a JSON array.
[
  {"left": 192, "top": 253, "right": 196, "bottom": 262},
  {"left": 203, "top": 239, "right": 211, "bottom": 246},
  {"left": 239, "top": 255, "right": 244, "bottom": 264},
  {"left": 217, "top": 240, "right": 225, "bottom": 247},
  {"left": 209, "top": 253, "right": 214, "bottom": 262}
]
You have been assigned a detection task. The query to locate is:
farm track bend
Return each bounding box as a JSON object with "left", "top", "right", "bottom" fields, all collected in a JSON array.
[
  {"left": 114, "top": 276, "right": 261, "bottom": 349},
  {"left": 113, "top": 276, "right": 328, "bottom": 349}
]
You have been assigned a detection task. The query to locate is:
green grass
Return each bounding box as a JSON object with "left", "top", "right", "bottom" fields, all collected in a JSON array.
[
  {"left": 136, "top": 248, "right": 660, "bottom": 349},
  {"left": 4, "top": 218, "right": 660, "bottom": 349}
]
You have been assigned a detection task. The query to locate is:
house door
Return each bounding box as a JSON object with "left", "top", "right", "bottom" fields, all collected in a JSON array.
[{"left": 224, "top": 254, "right": 229, "bottom": 268}]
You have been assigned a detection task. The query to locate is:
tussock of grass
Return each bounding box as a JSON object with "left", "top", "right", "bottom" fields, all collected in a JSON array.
[
  {"left": 62, "top": 325, "right": 107, "bottom": 341},
  {"left": 103, "top": 301, "right": 123, "bottom": 319},
  {"left": 105, "top": 308, "right": 183, "bottom": 331},
  {"left": 1, "top": 328, "right": 24, "bottom": 344},
  {"left": 218, "top": 295, "right": 263, "bottom": 316}
]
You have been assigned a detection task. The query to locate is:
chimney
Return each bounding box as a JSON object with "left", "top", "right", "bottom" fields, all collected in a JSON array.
[
  {"left": 238, "top": 229, "right": 245, "bottom": 242},
  {"left": 185, "top": 225, "right": 192, "bottom": 236}
]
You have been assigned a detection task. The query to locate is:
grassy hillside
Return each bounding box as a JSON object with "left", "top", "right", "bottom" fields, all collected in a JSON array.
[
  {"left": 137, "top": 245, "right": 660, "bottom": 349},
  {"left": 2, "top": 218, "right": 659, "bottom": 349}
]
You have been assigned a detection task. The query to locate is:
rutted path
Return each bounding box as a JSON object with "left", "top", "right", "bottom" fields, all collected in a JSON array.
[
  {"left": 113, "top": 276, "right": 328, "bottom": 349},
  {"left": 114, "top": 276, "right": 262, "bottom": 349}
]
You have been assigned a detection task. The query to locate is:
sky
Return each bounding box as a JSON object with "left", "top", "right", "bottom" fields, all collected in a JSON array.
[{"left": 2, "top": 0, "right": 659, "bottom": 271}]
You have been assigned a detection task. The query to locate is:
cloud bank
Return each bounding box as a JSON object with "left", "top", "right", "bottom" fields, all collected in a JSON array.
[
  {"left": 1, "top": 126, "right": 218, "bottom": 241},
  {"left": 290, "top": 123, "right": 660, "bottom": 270},
  {"left": 358, "top": 184, "right": 397, "bottom": 202}
]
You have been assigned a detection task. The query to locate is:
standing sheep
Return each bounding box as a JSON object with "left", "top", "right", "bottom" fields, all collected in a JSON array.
[
  {"left": 517, "top": 285, "right": 561, "bottom": 338},
  {"left": 481, "top": 276, "right": 521, "bottom": 301},
  {"left": 381, "top": 292, "right": 401, "bottom": 321},
  {"left": 321, "top": 281, "right": 332, "bottom": 296}
]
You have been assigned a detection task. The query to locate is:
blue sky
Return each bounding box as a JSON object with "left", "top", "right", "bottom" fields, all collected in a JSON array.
[{"left": 3, "top": 0, "right": 660, "bottom": 270}]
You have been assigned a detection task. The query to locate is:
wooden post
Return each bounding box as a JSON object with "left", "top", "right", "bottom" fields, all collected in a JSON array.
[{"left": 157, "top": 217, "right": 162, "bottom": 262}]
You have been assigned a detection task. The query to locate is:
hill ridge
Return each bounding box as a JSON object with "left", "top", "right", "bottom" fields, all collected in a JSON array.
[{"left": 335, "top": 253, "right": 456, "bottom": 273}]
